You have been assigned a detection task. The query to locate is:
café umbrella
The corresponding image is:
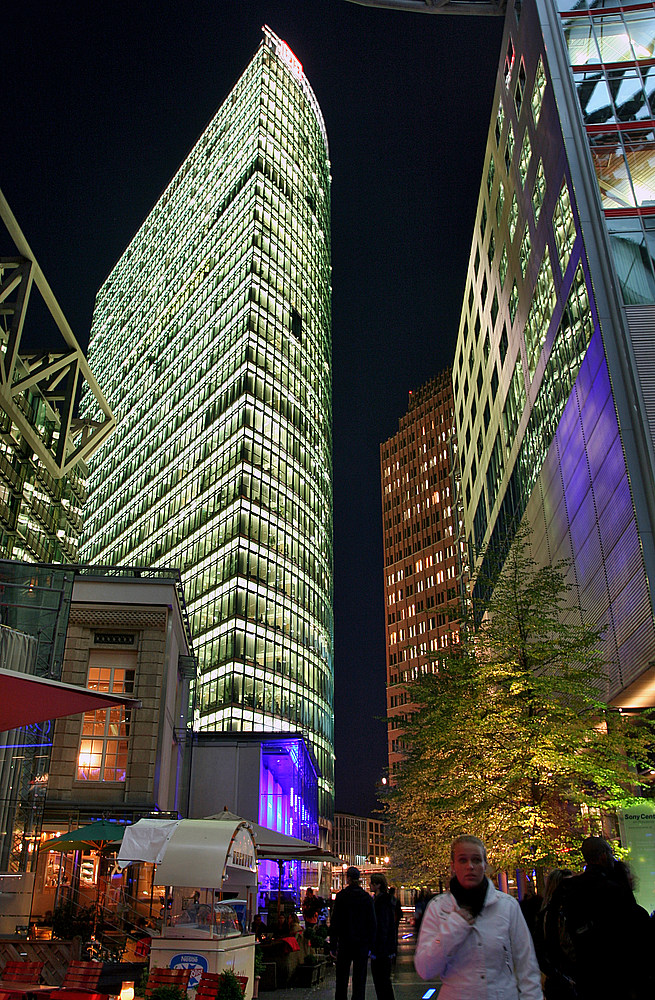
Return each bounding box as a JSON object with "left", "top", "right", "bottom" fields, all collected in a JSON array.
[{"left": 40, "top": 820, "right": 127, "bottom": 936}]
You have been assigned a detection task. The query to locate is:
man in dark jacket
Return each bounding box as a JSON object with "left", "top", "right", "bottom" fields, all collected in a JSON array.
[
  {"left": 329, "top": 866, "right": 376, "bottom": 1000},
  {"left": 547, "top": 836, "right": 653, "bottom": 1000},
  {"left": 370, "top": 873, "right": 396, "bottom": 1000}
]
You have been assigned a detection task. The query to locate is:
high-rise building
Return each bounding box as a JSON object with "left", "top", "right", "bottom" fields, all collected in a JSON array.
[
  {"left": 80, "top": 27, "right": 334, "bottom": 822},
  {"left": 380, "top": 372, "right": 463, "bottom": 778},
  {"left": 453, "top": 0, "right": 655, "bottom": 707}
]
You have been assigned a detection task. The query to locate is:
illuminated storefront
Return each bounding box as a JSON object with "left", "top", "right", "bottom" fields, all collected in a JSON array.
[{"left": 80, "top": 27, "right": 335, "bottom": 824}]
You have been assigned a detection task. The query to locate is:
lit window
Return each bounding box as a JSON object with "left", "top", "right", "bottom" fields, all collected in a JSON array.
[
  {"left": 496, "top": 100, "right": 505, "bottom": 145},
  {"left": 496, "top": 182, "right": 505, "bottom": 226},
  {"left": 519, "top": 225, "right": 531, "bottom": 277},
  {"left": 502, "top": 356, "right": 526, "bottom": 452},
  {"left": 509, "top": 281, "right": 519, "bottom": 323},
  {"left": 505, "top": 38, "right": 515, "bottom": 86},
  {"left": 77, "top": 653, "right": 135, "bottom": 782},
  {"left": 524, "top": 248, "right": 557, "bottom": 377},
  {"left": 519, "top": 129, "right": 531, "bottom": 186},
  {"left": 532, "top": 58, "right": 547, "bottom": 122},
  {"left": 487, "top": 156, "right": 496, "bottom": 198},
  {"left": 505, "top": 124, "right": 515, "bottom": 172},
  {"left": 499, "top": 244, "right": 509, "bottom": 287},
  {"left": 508, "top": 195, "right": 519, "bottom": 242},
  {"left": 515, "top": 59, "right": 527, "bottom": 116},
  {"left": 532, "top": 160, "right": 547, "bottom": 222},
  {"left": 553, "top": 180, "right": 576, "bottom": 274}
]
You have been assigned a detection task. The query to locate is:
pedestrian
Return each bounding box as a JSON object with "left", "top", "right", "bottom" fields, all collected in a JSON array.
[
  {"left": 414, "top": 834, "right": 543, "bottom": 999},
  {"left": 533, "top": 869, "right": 575, "bottom": 1000},
  {"left": 545, "top": 836, "right": 653, "bottom": 1000},
  {"left": 329, "top": 865, "right": 377, "bottom": 1000},
  {"left": 370, "top": 873, "right": 396, "bottom": 1000},
  {"left": 302, "top": 886, "right": 320, "bottom": 926},
  {"left": 388, "top": 886, "right": 401, "bottom": 955}
]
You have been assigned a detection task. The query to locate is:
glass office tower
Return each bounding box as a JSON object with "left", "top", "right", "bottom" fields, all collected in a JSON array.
[
  {"left": 454, "top": 0, "right": 655, "bottom": 707},
  {"left": 80, "top": 27, "right": 334, "bottom": 820}
]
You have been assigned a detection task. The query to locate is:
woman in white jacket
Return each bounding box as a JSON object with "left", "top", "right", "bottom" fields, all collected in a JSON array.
[{"left": 414, "top": 836, "right": 543, "bottom": 1000}]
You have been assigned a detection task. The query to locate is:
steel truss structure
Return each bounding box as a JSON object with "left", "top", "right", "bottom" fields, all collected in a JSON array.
[{"left": 0, "top": 189, "right": 115, "bottom": 480}]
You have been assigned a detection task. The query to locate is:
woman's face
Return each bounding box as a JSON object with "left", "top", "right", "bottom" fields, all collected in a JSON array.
[{"left": 451, "top": 842, "right": 486, "bottom": 888}]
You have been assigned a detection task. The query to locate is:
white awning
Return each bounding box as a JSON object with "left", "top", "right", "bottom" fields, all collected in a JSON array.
[
  {"left": 117, "top": 818, "right": 257, "bottom": 889},
  {"left": 203, "top": 812, "right": 338, "bottom": 863}
]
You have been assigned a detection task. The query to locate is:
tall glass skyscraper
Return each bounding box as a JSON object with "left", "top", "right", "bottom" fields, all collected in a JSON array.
[
  {"left": 80, "top": 27, "right": 334, "bottom": 821},
  {"left": 453, "top": 0, "right": 655, "bottom": 708}
]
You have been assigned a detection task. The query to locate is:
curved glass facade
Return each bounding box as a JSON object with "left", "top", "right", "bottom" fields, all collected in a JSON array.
[{"left": 79, "top": 27, "right": 334, "bottom": 820}]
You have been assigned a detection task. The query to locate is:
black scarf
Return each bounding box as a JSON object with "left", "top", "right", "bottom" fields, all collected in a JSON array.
[{"left": 449, "top": 876, "right": 489, "bottom": 917}]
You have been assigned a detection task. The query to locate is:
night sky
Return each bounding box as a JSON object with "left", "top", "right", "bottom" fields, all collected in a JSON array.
[{"left": 2, "top": 1, "right": 503, "bottom": 816}]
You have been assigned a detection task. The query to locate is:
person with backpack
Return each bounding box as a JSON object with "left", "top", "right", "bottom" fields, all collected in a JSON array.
[{"left": 544, "top": 837, "right": 653, "bottom": 1000}]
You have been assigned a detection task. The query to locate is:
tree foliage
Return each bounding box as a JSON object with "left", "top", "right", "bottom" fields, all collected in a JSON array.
[{"left": 386, "top": 525, "right": 655, "bottom": 884}]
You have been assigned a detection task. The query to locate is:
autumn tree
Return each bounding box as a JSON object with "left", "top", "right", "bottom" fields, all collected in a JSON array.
[{"left": 386, "top": 525, "right": 655, "bottom": 885}]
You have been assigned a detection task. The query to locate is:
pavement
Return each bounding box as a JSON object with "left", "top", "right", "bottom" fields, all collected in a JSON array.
[{"left": 265, "top": 924, "right": 441, "bottom": 1000}]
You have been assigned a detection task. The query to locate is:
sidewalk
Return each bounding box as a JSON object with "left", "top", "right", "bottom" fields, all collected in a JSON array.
[{"left": 265, "top": 931, "right": 441, "bottom": 1000}]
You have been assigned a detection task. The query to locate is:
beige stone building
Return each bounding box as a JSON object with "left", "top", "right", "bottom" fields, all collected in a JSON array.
[{"left": 31, "top": 571, "right": 194, "bottom": 921}]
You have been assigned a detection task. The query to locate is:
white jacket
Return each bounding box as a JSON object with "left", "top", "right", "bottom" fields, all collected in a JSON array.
[{"left": 414, "top": 880, "right": 543, "bottom": 1000}]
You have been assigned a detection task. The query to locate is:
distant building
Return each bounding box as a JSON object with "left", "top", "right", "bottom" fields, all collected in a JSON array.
[
  {"left": 453, "top": 0, "right": 655, "bottom": 709},
  {"left": 380, "top": 372, "right": 463, "bottom": 778},
  {"left": 79, "top": 26, "right": 335, "bottom": 828},
  {"left": 333, "top": 813, "right": 368, "bottom": 868},
  {"left": 0, "top": 191, "right": 114, "bottom": 563},
  {"left": 367, "top": 817, "right": 389, "bottom": 866},
  {"left": 333, "top": 812, "right": 389, "bottom": 868}
]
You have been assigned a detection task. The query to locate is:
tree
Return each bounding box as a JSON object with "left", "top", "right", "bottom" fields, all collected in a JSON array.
[{"left": 386, "top": 525, "right": 655, "bottom": 884}]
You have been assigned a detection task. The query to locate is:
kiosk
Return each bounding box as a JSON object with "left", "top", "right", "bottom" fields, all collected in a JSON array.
[{"left": 117, "top": 818, "right": 257, "bottom": 998}]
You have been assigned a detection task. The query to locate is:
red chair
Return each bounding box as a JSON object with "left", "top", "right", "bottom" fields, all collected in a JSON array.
[
  {"left": 144, "top": 970, "right": 191, "bottom": 998},
  {"left": 196, "top": 972, "right": 247, "bottom": 999},
  {"left": 44, "top": 961, "right": 109, "bottom": 1000},
  {"left": 0, "top": 962, "right": 45, "bottom": 1000}
]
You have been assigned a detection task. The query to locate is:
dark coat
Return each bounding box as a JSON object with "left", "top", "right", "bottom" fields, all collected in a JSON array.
[
  {"left": 329, "top": 882, "right": 376, "bottom": 956},
  {"left": 373, "top": 892, "right": 396, "bottom": 959},
  {"left": 546, "top": 865, "right": 654, "bottom": 1000}
]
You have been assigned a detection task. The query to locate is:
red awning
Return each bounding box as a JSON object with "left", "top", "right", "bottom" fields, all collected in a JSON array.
[{"left": 0, "top": 667, "right": 141, "bottom": 731}]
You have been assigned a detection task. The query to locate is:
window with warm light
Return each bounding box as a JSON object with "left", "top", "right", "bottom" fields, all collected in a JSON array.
[{"left": 77, "top": 651, "right": 136, "bottom": 782}]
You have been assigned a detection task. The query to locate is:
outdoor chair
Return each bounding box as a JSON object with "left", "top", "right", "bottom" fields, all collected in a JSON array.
[
  {"left": 43, "top": 961, "right": 109, "bottom": 1000},
  {"left": 195, "top": 972, "right": 247, "bottom": 999},
  {"left": 144, "top": 970, "right": 191, "bottom": 998},
  {"left": 0, "top": 962, "right": 45, "bottom": 1000}
]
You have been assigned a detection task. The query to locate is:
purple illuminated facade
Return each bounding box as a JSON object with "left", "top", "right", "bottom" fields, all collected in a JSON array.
[{"left": 455, "top": 0, "right": 655, "bottom": 707}]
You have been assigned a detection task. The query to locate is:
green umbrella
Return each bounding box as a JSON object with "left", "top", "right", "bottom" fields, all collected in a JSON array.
[
  {"left": 40, "top": 819, "right": 127, "bottom": 853},
  {"left": 40, "top": 820, "right": 128, "bottom": 940}
]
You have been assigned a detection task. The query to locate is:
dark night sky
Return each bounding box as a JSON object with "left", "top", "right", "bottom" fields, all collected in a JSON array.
[{"left": 2, "top": 1, "right": 503, "bottom": 816}]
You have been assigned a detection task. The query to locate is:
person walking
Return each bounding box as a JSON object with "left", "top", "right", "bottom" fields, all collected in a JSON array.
[
  {"left": 370, "top": 873, "right": 396, "bottom": 1000},
  {"left": 532, "top": 868, "right": 575, "bottom": 1000},
  {"left": 414, "top": 834, "right": 543, "bottom": 999},
  {"left": 545, "top": 836, "right": 653, "bottom": 1000},
  {"left": 329, "top": 866, "right": 376, "bottom": 1000},
  {"left": 388, "top": 886, "right": 402, "bottom": 959}
]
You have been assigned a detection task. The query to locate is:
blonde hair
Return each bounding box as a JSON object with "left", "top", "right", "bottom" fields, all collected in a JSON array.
[{"left": 451, "top": 835, "right": 487, "bottom": 863}]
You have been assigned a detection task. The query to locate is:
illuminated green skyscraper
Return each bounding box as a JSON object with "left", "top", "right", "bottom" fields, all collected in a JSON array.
[{"left": 80, "top": 26, "right": 334, "bottom": 822}]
